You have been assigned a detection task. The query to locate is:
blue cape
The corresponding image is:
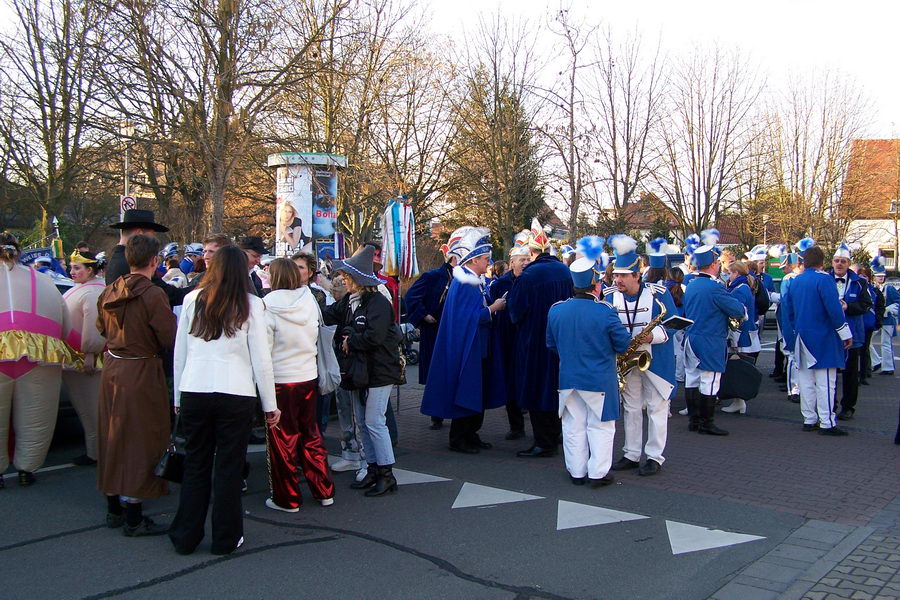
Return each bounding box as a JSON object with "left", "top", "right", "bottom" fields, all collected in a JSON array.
[{"left": 420, "top": 272, "right": 506, "bottom": 419}]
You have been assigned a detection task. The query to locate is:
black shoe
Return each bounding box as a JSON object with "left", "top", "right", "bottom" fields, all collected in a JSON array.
[
  {"left": 106, "top": 512, "right": 125, "bottom": 528},
  {"left": 768, "top": 371, "right": 782, "bottom": 378},
  {"left": 819, "top": 427, "right": 849, "bottom": 437},
  {"left": 17, "top": 471, "right": 35, "bottom": 486},
  {"left": 882, "top": 371, "right": 895, "bottom": 376},
  {"left": 516, "top": 446, "right": 556, "bottom": 458},
  {"left": 698, "top": 423, "right": 729, "bottom": 436},
  {"left": 123, "top": 517, "right": 168, "bottom": 537},
  {"left": 364, "top": 465, "right": 398, "bottom": 497},
  {"left": 837, "top": 409, "right": 855, "bottom": 421},
  {"left": 589, "top": 475, "right": 615, "bottom": 488},
  {"left": 449, "top": 442, "right": 479, "bottom": 454},
  {"left": 873, "top": 364, "right": 881, "bottom": 372},
  {"left": 72, "top": 454, "right": 97, "bottom": 466},
  {"left": 788, "top": 394, "right": 801, "bottom": 404},
  {"left": 504, "top": 429, "right": 525, "bottom": 441},
  {"left": 778, "top": 385, "right": 788, "bottom": 392},
  {"left": 774, "top": 375, "right": 787, "bottom": 383},
  {"left": 611, "top": 457, "right": 640, "bottom": 471},
  {"left": 470, "top": 437, "right": 492, "bottom": 450},
  {"left": 638, "top": 459, "right": 661, "bottom": 476},
  {"left": 802, "top": 423, "right": 819, "bottom": 432},
  {"left": 570, "top": 475, "right": 586, "bottom": 486},
  {"left": 351, "top": 464, "right": 378, "bottom": 488},
  {"left": 429, "top": 422, "right": 443, "bottom": 430},
  {"left": 860, "top": 379, "right": 870, "bottom": 386}
]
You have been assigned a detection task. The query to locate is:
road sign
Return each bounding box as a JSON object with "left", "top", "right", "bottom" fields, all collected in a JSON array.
[{"left": 120, "top": 195, "right": 136, "bottom": 212}]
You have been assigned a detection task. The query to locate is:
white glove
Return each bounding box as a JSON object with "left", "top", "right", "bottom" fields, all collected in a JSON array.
[
  {"left": 770, "top": 292, "right": 781, "bottom": 304},
  {"left": 887, "top": 304, "right": 899, "bottom": 317}
]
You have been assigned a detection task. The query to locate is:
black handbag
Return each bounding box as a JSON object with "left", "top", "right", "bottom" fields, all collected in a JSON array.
[
  {"left": 154, "top": 413, "right": 186, "bottom": 483},
  {"left": 340, "top": 353, "right": 369, "bottom": 391},
  {"left": 719, "top": 355, "right": 762, "bottom": 401}
]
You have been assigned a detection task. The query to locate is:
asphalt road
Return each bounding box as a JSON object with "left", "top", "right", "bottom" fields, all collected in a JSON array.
[{"left": 1, "top": 330, "right": 897, "bottom": 600}]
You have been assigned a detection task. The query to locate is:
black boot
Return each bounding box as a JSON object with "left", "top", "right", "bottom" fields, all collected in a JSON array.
[
  {"left": 686, "top": 388, "right": 700, "bottom": 432},
  {"left": 364, "top": 465, "right": 398, "bottom": 497},
  {"left": 698, "top": 394, "right": 729, "bottom": 436},
  {"left": 350, "top": 463, "right": 377, "bottom": 489}
]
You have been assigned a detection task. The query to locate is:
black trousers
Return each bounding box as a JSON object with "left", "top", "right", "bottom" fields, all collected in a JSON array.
[
  {"left": 506, "top": 396, "right": 524, "bottom": 433},
  {"left": 169, "top": 392, "right": 254, "bottom": 555},
  {"left": 840, "top": 347, "right": 861, "bottom": 413},
  {"left": 860, "top": 331, "right": 875, "bottom": 380},
  {"left": 773, "top": 341, "right": 785, "bottom": 376},
  {"left": 530, "top": 409, "right": 561, "bottom": 450},
  {"left": 449, "top": 359, "right": 489, "bottom": 446}
]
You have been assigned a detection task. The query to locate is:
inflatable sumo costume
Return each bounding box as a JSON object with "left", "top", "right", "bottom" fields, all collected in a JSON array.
[{"left": 0, "top": 234, "right": 76, "bottom": 486}]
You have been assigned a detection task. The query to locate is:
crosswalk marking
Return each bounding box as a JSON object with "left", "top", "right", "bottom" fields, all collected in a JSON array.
[
  {"left": 556, "top": 500, "right": 649, "bottom": 530},
  {"left": 451, "top": 482, "right": 544, "bottom": 509},
  {"left": 665, "top": 520, "right": 765, "bottom": 555}
]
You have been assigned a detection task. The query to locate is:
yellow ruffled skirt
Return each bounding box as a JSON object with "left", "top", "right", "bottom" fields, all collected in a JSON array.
[{"left": 0, "top": 330, "right": 81, "bottom": 369}]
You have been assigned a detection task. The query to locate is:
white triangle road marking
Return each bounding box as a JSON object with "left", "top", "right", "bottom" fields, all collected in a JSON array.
[
  {"left": 393, "top": 468, "right": 451, "bottom": 485},
  {"left": 665, "top": 520, "right": 765, "bottom": 555},
  {"left": 556, "top": 500, "right": 649, "bottom": 531},
  {"left": 451, "top": 482, "right": 544, "bottom": 509}
]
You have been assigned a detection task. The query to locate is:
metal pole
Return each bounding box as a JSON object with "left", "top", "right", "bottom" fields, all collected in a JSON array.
[{"left": 122, "top": 143, "right": 130, "bottom": 220}]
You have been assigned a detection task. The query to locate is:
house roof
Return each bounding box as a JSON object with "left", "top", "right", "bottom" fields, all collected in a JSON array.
[{"left": 844, "top": 139, "right": 900, "bottom": 218}]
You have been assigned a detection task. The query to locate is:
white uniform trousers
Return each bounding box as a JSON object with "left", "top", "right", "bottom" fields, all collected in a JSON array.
[
  {"left": 684, "top": 339, "right": 723, "bottom": 396},
  {"left": 785, "top": 353, "right": 800, "bottom": 396},
  {"left": 0, "top": 365, "right": 62, "bottom": 473},
  {"left": 674, "top": 330, "right": 686, "bottom": 382},
  {"left": 796, "top": 367, "right": 837, "bottom": 429},
  {"left": 620, "top": 371, "right": 668, "bottom": 464},
  {"left": 559, "top": 389, "right": 615, "bottom": 479},
  {"left": 62, "top": 370, "right": 101, "bottom": 460},
  {"left": 881, "top": 325, "right": 895, "bottom": 372}
]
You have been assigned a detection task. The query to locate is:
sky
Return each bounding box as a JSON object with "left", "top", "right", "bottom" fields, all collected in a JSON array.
[{"left": 428, "top": 0, "right": 900, "bottom": 138}]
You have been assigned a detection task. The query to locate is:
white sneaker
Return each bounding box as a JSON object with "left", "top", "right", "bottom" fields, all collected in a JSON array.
[
  {"left": 236, "top": 536, "right": 244, "bottom": 549},
  {"left": 331, "top": 458, "right": 360, "bottom": 472},
  {"left": 265, "top": 498, "right": 299, "bottom": 513},
  {"left": 678, "top": 408, "right": 688, "bottom": 416},
  {"left": 319, "top": 497, "right": 334, "bottom": 507},
  {"left": 355, "top": 466, "right": 368, "bottom": 482}
]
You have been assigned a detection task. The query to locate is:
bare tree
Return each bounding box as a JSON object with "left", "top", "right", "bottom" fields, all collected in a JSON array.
[
  {"left": 585, "top": 26, "right": 664, "bottom": 234},
  {"left": 106, "top": 0, "right": 343, "bottom": 233},
  {"left": 653, "top": 46, "right": 762, "bottom": 236},
  {"left": 0, "top": 0, "right": 114, "bottom": 221},
  {"left": 443, "top": 15, "right": 544, "bottom": 253}
]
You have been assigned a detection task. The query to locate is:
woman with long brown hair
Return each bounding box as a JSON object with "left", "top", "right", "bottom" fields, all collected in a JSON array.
[
  {"left": 169, "top": 245, "right": 281, "bottom": 556},
  {"left": 262, "top": 258, "right": 335, "bottom": 512}
]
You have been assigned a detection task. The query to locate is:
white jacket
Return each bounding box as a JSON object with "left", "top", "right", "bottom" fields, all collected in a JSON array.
[
  {"left": 174, "top": 290, "right": 277, "bottom": 411},
  {"left": 263, "top": 287, "right": 319, "bottom": 383}
]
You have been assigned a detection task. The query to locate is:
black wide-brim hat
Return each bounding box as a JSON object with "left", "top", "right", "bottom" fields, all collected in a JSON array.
[
  {"left": 238, "top": 236, "right": 269, "bottom": 255},
  {"left": 110, "top": 209, "right": 169, "bottom": 232},
  {"left": 333, "top": 245, "right": 383, "bottom": 287}
]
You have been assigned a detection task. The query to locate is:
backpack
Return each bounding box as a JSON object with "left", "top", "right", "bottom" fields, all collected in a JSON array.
[{"left": 754, "top": 276, "right": 770, "bottom": 316}]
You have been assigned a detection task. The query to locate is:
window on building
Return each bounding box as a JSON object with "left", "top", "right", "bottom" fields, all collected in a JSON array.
[
  {"left": 890, "top": 200, "right": 899, "bottom": 214},
  {"left": 883, "top": 248, "right": 897, "bottom": 269}
]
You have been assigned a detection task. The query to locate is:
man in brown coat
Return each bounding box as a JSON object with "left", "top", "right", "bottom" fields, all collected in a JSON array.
[{"left": 97, "top": 234, "right": 177, "bottom": 536}]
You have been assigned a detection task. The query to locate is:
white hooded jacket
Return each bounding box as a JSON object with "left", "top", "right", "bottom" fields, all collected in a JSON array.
[{"left": 263, "top": 286, "right": 319, "bottom": 383}]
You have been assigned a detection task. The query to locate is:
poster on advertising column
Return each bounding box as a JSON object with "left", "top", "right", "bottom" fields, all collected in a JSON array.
[{"left": 269, "top": 153, "right": 347, "bottom": 258}]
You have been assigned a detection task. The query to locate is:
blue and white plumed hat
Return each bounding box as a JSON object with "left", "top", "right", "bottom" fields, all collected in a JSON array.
[
  {"left": 184, "top": 242, "right": 203, "bottom": 257},
  {"left": 745, "top": 243, "right": 768, "bottom": 262},
  {"left": 768, "top": 244, "right": 786, "bottom": 259},
  {"left": 692, "top": 229, "right": 721, "bottom": 268},
  {"left": 833, "top": 242, "right": 852, "bottom": 260},
  {"left": 795, "top": 237, "right": 815, "bottom": 258},
  {"left": 684, "top": 233, "right": 701, "bottom": 257},
  {"left": 610, "top": 234, "right": 640, "bottom": 274},
  {"left": 570, "top": 236, "right": 606, "bottom": 288},
  {"left": 455, "top": 227, "right": 492, "bottom": 265},
  {"left": 445, "top": 226, "right": 476, "bottom": 261},
  {"left": 871, "top": 251, "right": 886, "bottom": 275},
  {"left": 162, "top": 242, "right": 180, "bottom": 259},
  {"left": 647, "top": 237, "right": 668, "bottom": 269},
  {"left": 559, "top": 244, "right": 575, "bottom": 260}
]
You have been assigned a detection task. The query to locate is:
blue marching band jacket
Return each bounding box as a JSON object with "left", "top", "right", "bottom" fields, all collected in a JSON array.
[
  {"left": 831, "top": 270, "right": 872, "bottom": 349},
  {"left": 546, "top": 295, "right": 632, "bottom": 420},
  {"left": 781, "top": 269, "right": 852, "bottom": 370},
  {"left": 682, "top": 274, "right": 747, "bottom": 373}
]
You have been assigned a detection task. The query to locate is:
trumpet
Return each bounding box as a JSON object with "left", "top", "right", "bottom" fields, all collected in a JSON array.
[
  {"left": 616, "top": 298, "right": 667, "bottom": 392},
  {"left": 728, "top": 317, "right": 743, "bottom": 331}
]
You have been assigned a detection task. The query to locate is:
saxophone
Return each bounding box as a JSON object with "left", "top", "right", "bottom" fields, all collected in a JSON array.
[{"left": 617, "top": 298, "right": 667, "bottom": 393}]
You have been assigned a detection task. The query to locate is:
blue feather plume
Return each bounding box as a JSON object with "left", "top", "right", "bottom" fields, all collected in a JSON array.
[
  {"left": 700, "top": 229, "right": 720, "bottom": 247},
  {"left": 648, "top": 237, "right": 666, "bottom": 254},
  {"left": 796, "top": 237, "right": 815, "bottom": 252},
  {"left": 576, "top": 236, "right": 605, "bottom": 262}
]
